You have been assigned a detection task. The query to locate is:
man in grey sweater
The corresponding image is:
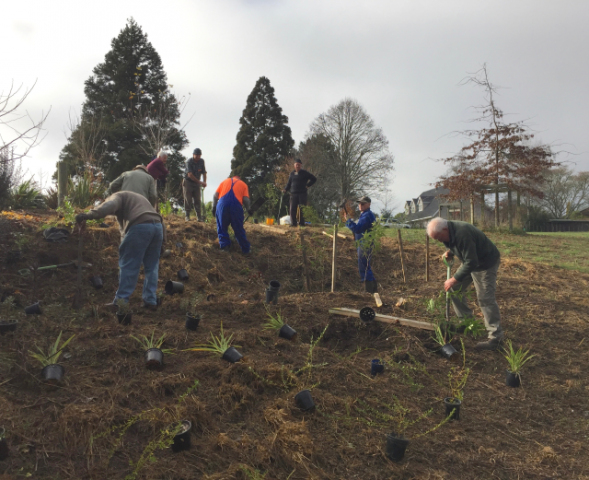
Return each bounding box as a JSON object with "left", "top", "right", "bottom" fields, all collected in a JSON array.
[
  {"left": 105, "top": 165, "right": 157, "bottom": 207},
  {"left": 75, "top": 191, "right": 165, "bottom": 310},
  {"left": 427, "top": 217, "right": 503, "bottom": 350}
]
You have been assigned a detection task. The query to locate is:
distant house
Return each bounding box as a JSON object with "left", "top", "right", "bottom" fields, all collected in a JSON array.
[{"left": 404, "top": 187, "right": 450, "bottom": 227}]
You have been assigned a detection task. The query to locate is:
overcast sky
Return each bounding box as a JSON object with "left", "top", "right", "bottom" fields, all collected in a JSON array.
[{"left": 3, "top": 0, "right": 588, "bottom": 212}]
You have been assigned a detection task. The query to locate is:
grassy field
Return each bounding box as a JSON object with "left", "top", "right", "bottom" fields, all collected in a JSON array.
[{"left": 381, "top": 227, "right": 589, "bottom": 273}]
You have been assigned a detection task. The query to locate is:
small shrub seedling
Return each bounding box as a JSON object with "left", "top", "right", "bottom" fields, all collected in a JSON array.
[
  {"left": 503, "top": 340, "right": 535, "bottom": 375},
  {"left": 186, "top": 322, "right": 238, "bottom": 356},
  {"left": 263, "top": 306, "right": 285, "bottom": 331},
  {"left": 432, "top": 324, "right": 452, "bottom": 346},
  {"left": 459, "top": 316, "right": 486, "bottom": 339},
  {"left": 116, "top": 298, "right": 131, "bottom": 314},
  {"left": 131, "top": 331, "right": 174, "bottom": 355},
  {"left": 28, "top": 331, "right": 75, "bottom": 367}
]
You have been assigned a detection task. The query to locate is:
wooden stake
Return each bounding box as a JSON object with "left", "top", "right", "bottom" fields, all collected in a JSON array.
[
  {"left": 425, "top": 232, "right": 429, "bottom": 282},
  {"left": 397, "top": 229, "right": 406, "bottom": 283},
  {"left": 329, "top": 308, "right": 434, "bottom": 331},
  {"left": 300, "top": 231, "right": 311, "bottom": 292},
  {"left": 331, "top": 224, "right": 337, "bottom": 293}
]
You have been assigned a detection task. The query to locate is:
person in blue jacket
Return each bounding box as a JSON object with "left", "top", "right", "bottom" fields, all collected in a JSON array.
[{"left": 345, "top": 196, "right": 378, "bottom": 294}]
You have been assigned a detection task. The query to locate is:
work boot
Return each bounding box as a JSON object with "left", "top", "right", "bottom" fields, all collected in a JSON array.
[
  {"left": 475, "top": 337, "right": 503, "bottom": 351},
  {"left": 364, "top": 280, "right": 378, "bottom": 294},
  {"left": 104, "top": 302, "right": 118, "bottom": 311},
  {"left": 185, "top": 216, "right": 190, "bottom": 222}
]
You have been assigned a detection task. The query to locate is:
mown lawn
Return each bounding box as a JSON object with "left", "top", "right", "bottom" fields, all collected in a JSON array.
[{"left": 380, "top": 227, "right": 589, "bottom": 273}]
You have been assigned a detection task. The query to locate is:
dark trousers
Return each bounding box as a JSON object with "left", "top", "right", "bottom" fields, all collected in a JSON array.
[
  {"left": 183, "top": 179, "right": 202, "bottom": 220},
  {"left": 289, "top": 191, "right": 307, "bottom": 227}
]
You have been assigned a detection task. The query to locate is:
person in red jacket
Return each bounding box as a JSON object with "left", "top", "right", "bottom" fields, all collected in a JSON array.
[{"left": 146, "top": 150, "right": 170, "bottom": 201}]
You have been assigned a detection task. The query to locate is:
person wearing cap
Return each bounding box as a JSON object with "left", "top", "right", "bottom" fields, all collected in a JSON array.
[
  {"left": 183, "top": 148, "right": 207, "bottom": 221},
  {"left": 344, "top": 196, "right": 378, "bottom": 294},
  {"left": 105, "top": 165, "right": 157, "bottom": 207},
  {"left": 427, "top": 217, "right": 503, "bottom": 350},
  {"left": 283, "top": 158, "right": 317, "bottom": 227},
  {"left": 75, "top": 191, "right": 166, "bottom": 311},
  {"left": 212, "top": 176, "right": 251, "bottom": 254}
]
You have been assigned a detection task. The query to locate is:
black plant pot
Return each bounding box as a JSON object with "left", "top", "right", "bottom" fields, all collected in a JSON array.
[
  {"left": 90, "top": 276, "right": 103, "bottom": 289},
  {"left": 444, "top": 397, "right": 462, "bottom": 420},
  {"left": 359, "top": 307, "right": 375, "bottom": 322},
  {"left": 439, "top": 343, "right": 459, "bottom": 361},
  {"left": 185, "top": 314, "right": 200, "bottom": 331},
  {"left": 268, "top": 280, "right": 281, "bottom": 291},
  {"left": 156, "top": 296, "right": 164, "bottom": 306},
  {"left": 294, "top": 389, "right": 315, "bottom": 411},
  {"left": 165, "top": 280, "right": 184, "bottom": 295},
  {"left": 506, "top": 370, "right": 521, "bottom": 388},
  {"left": 145, "top": 348, "right": 164, "bottom": 369},
  {"left": 221, "top": 346, "right": 243, "bottom": 363},
  {"left": 0, "top": 428, "right": 7, "bottom": 461},
  {"left": 116, "top": 312, "right": 132, "bottom": 325},
  {"left": 42, "top": 364, "right": 65, "bottom": 384},
  {"left": 177, "top": 269, "right": 189, "bottom": 281},
  {"left": 0, "top": 319, "right": 18, "bottom": 335},
  {"left": 371, "top": 359, "right": 384, "bottom": 376},
  {"left": 278, "top": 324, "right": 297, "bottom": 340},
  {"left": 386, "top": 433, "right": 409, "bottom": 462},
  {"left": 265, "top": 288, "right": 278, "bottom": 305},
  {"left": 25, "top": 302, "right": 42, "bottom": 315},
  {"left": 171, "top": 420, "right": 192, "bottom": 453}
]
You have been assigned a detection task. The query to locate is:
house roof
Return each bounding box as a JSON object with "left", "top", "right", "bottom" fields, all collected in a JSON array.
[{"left": 405, "top": 187, "right": 449, "bottom": 222}]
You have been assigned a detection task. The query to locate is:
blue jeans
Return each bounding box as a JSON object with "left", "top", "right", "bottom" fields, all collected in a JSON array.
[{"left": 115, "top": 222, "right": 163, "bottom": 305}]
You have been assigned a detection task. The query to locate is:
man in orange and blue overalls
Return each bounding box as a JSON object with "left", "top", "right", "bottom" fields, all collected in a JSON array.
[{"left": 212, "top": 176, "right": 252, "bottom": 254}]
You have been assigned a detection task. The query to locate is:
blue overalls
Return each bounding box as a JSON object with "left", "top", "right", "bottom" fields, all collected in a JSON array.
[
  {"left": 346, "top": 209, "right": 377, "bottom": 282},
  {"left": 215, "top": 179, "right": 251, "bottom": 253}
]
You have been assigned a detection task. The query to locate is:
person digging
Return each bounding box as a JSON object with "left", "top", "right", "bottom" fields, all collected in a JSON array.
[
  {"left": 75, "top": 191, "right": 166, "bottom": 311},
  {"left": 426, "top": 217, "right": 504, "bottom": 350},
  {"left": 283, "top": 158, "right": 316, "bottom": 227},
  {"left": 344, "top": 196, "right": 378, "bottom": 294},
  {"left": 183, "top": 148, "right": 207, "bottom": 222},
  {"left": 212, "top": 175, "right": 252, "bottom": 255}
]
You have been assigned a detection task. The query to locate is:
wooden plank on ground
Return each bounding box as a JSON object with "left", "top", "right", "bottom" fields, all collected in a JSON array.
[
  {"left": 328, "top": 307, "right": 435, "bottom": 331},
  {"left": 249, "top": 224, "right": 288, "bottom": 235}
]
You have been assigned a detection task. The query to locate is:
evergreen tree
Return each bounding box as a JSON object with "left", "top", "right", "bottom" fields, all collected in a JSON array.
[
  {"left": 231, "top": 77, "right": 295, "bottom": 200},
  {"left": 60, "top": 18, "right": 187, "bottom": 188}
]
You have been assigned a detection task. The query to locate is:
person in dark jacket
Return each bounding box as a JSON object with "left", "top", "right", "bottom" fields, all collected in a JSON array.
[
  {"left": 283, "top": 158, "right": 316, "bottom": 227},
  {"left": 147, "top": 150, "right": 170, "bottom": 198},
  {"left": 344, "top": 196, "right": 378, "bottom": 294},
  {"left": 427, "top": 217, "right": 503, "bottom": 350},
  {"left": 183, "top": 148, "right": 207, "bottom": 221}
]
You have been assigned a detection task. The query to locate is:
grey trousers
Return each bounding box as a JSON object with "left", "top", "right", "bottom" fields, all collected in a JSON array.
[
  {"left": 183, "top": 179, "right": 202, "bottom": 220},
  {"left": 451, "top": 260, "right": 503, "bottom": 340}
]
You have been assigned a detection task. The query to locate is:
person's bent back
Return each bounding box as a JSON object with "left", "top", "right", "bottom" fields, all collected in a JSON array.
[
  {"left": 212, "top": 176, "right": 251, "bottom": 254},
  {"left": 105, "top": 165, "right": 157, "bottom": 207}
]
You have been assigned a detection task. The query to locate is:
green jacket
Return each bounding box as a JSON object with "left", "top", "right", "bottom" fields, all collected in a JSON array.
[
  {"left": 105, "top": 166, "right": 157, "bottom": 207},
  {"left": 443, "top": 221, "right": 500, "bottom": 282}
]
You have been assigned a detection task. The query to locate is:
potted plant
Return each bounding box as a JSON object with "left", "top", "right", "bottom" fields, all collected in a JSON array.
[
  {"left": 263, "top": 307, "right": 296, "bottom": 340},
  {"left": 0, "top": 427, "right": 8, "bottom": 461},
  {"left": 0, "top": 297, "right": 18, "bottom": 335},
  {"left": 131, "top": 331, "right": 174, "bottom": 369},
  {"left": 186, "top": 322, "right": 243, "bottom": 363},
  {"left": 168, "top": 419, "right": 192, "bottom": 453},
  {"left": 116, "top": 299, "right": 132, "bottom": 325},
  {"left": 432, "top": 324, "right": 459, "bottom": 361},
  {"left": 184, "top": 293, "right": 201, "bottom": 331},
  {"left": 28, "top": 331, "right": 75, "bottom": 384},
  {"left": 503, "top": 340, "right": 535, "bottom": 388}
]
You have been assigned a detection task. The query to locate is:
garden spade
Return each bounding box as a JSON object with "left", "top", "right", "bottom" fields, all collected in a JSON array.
[
  {"left": 72, "top": 222, "right": 85, "bottom": 310},
  {"left": 443, "top": 256, "right": 454, "bottom": 337},
  {"left": 243, "top": 196, "right": 267, "bottom": 224}
]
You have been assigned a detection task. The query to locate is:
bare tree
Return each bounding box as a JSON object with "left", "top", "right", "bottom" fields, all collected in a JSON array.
[
  {"left": 436, "top": 64, "right": 559, "bottom": 226},
  {"left": 0, "top": 80, "right": 50, "bottom": 161},
  {"left": 63, "top": 110, "right": 107, "bottom": 176},
  {"left": 309, "top": 98, "right": 394, "bottom": 202},
  {"left": 129, "top": 91, "right": 193, "bottom": 157},
  {"left": 540, "top": 167, "right": 589, "bottom": 218}
]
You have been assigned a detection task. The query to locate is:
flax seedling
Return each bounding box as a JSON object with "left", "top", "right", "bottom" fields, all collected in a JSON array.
[
  {"left": 503, "top": 340, "right": 535, "bottom": 376},
  {"left": 131, "top": 331, "right": 174, "bottom": 355},
  {"left": 263, "top": 306, "right": 285, "bottom": 331},
  {"left": 28, "top": 331, "right": 75, "bottom": 367}
]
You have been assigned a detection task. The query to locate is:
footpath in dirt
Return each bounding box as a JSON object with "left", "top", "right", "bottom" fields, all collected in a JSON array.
[{"left": 1, "top": 211, "right": 588, "bottom": 480}]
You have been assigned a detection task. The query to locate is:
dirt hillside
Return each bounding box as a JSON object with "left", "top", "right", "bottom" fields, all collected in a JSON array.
[{"left": 1, "top": 211, "right": 588, "bottom": 479}]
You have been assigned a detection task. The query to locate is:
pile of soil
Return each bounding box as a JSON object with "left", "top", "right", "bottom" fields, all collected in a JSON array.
[{"left": 0, "top": 212, "right": 588, "bottom": 479}]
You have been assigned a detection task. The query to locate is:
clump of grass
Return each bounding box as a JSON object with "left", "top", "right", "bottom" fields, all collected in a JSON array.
[
  {"left": 28, "top": 331, "right": 75, "bottom": 367},
  {"left": 186, "top": 322, "right": 237, "bottom": 356},
  {"left": 503, "top": 340, "right": 535, "bottom": 374}
]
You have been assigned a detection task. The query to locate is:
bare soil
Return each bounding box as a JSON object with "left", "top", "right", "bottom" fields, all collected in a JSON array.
[{"left": 1, "top": 212, "right": 588, "bottom": 479}]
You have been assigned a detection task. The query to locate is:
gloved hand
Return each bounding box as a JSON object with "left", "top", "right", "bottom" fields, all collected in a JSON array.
[
  {"left": 75, "top": 213, "right": 91, "bottom": 223},
  {"left": 247, "top": 209, "right": 254, "bottom": 216}
]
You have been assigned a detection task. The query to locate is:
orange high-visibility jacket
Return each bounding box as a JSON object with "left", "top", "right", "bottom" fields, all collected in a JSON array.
[{"left": 216, "top": 177, "right": 249, "bottom": 205}]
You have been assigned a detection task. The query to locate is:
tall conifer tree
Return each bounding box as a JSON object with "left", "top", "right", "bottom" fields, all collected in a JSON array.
[
  {"left": 60, "top": 18, "right": 187, "bottom": 191},
  {"left": 231, "top": 77, "right": 294, "bottom": 198}
]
